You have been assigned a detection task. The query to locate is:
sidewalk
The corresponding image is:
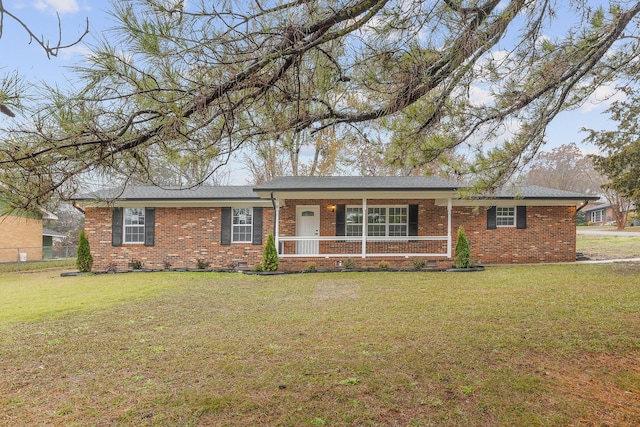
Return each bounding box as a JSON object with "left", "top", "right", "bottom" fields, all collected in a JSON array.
[{"left": 577, "top": 257, "right": 640, "bottom": 264}]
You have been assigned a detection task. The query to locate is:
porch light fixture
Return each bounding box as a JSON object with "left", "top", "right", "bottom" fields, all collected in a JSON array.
[{"left": 328, "top": 204, "right": 336, "bottom": 212}]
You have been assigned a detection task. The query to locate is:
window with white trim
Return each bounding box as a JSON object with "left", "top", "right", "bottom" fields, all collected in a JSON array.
[
  {"left": 232, "top": 208, "right": 253, "bottom": 242},
  {"left": 346, "top": 207, "right": 363, "bottom": 236},
  {"left": 590, "top": 210, "right": 604, "bottom": 223},
  {"left": 496, "top": 207, "right": 515, "bottom": 227},
  {"left": 124, "top": 208, "right": 145, "bottom": 243},
  {"left": 346, "top": 206, "right": 408, "bottom": 236}
]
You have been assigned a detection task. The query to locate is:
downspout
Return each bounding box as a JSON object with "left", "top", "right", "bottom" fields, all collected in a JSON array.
[
  {"left": 270, "top": 192, "right": 277, "bottom": 235},
  {"left": 447, "top": 198, "right": 452, "bottom": 258},
  {"left": 270, "top": 192, "right": 280, "bottom": 254},
  {"left": 72, "top": 201, "right": 85, "bottom": 215},
  {"left": 576, "top": 200, "right": 590, "bottom": 212}
]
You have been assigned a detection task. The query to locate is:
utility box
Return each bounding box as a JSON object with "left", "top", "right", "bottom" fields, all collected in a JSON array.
[{"left": 19, "top": 253, "right": 27, "bottom": 262}]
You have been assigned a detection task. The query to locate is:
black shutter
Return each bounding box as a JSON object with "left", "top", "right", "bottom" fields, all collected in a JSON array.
[
  {"left": 487, "top": 206, "right": 497, "bottom": 230},
  {"left": 112, "top": 207, "right": 123, "bottom": 246},
  {"left": 336, "top": 204, "right": 346, "bottom": 236},
  {"left": 252, "top": 207, "right": 263, "bottom": 245},
  {"left": 516, "top": 206, "right": 527, "bottom": 229},
  {"left": 221, "top": 207, "right": 231, "bottom": 245},
  {"left": 144, "top": 207, "right": 155, "bottom": 246},
  {"left": 408, "top": 204, "right": 419, "bottom": 236}
]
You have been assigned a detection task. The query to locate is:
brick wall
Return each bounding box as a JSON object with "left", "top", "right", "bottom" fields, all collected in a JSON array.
[
  {"left": 452, "top": 205, "right": 577, "bottom": 264},
  {"left": 0, "top": 215, "right": 43, "bottom": 262},
  {"left": 85, "top": 207, "right": 274, "bottom": 271},
  {"left": 84, "top": 202, "right": 577, "bottom": 271}
]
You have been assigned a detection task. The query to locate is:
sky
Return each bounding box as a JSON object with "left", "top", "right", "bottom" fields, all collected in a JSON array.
[{"left": 0, "top": 0, "right": 617, "bottom": 183}]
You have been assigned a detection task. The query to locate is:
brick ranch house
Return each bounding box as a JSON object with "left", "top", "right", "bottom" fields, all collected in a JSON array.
[{"left": 73, "top": 176, "right": 598, "bottom": 272}]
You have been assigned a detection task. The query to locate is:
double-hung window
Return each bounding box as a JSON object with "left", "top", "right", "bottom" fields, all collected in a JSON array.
[
  {"left": 124, "top": 208, "right": 145, "bottom": 243},
  {"left": 345, "top": 207, "right": 363, "bottom": 236},
  {"left": 496, "top": 207, "right": 515, "bottom": 227},
  {"left": 387, "top": 207, "right": 408, "bottom": 236},
  {"left": 232, "top": 208, "right": 253, "bottom": 242},
  {"left": 345, "top": 206, "right": 408, "bottom": 236},
  {"left": 591, "top": 210, "right": 604, "bottom": 223}
]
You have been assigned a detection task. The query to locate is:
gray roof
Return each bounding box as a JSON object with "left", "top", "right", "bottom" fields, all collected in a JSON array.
[
  {"left": 74, "top": 179, "right": 599, "bottom": 202},
  {"left": 254, "top": 176, "right": 462, "bottom": 192},
  {"left": 42, "top": 227, "right": 66, "bottom": 237},
  {"left": 75, "top": 185, "right": 260, "bottom": 201},
  {"left": 491, "top": 185, "right": 600, "bottom": 200}
]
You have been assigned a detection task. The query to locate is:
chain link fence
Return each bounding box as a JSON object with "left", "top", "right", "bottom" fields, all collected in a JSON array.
[{"left": 0, "top": 246, "right": 78, "bottom": 264}]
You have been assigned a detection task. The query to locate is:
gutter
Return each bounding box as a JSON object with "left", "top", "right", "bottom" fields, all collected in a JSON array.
[{"left": 270, "top": 192, "right": 277, "bottom": 236}]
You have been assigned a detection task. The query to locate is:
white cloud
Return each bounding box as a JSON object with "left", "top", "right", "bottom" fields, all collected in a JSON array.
[
  {"left": 579, "top": 83, "right": 626, "bottom": 113},
  {"left": 468, "top": 84, "right": 494, "bottom": 107},
  {"left": 59, "top": 43, "right": 91, "bottom": 60},
  {"left": 34, "top": 0, "right": 79, "bottom": 14}
]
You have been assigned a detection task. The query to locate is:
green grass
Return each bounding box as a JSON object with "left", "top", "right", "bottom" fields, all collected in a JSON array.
[
  {"left": 0, "top": 265, "right": 639, "bottom": 426},
  {"left": 0, "top": 258, "right": 75, "bottom": 273},
  {"left": 0, "top": 270, "right": 190, "bottom": 323},
  {"left": 577, "top": 235, "right": 640, "bottom": 259}
]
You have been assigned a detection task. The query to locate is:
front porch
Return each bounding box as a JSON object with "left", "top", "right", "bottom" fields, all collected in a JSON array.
[
  {"left": 277, "top": 235, "right": 450, "bottom": 258},
  {"left": 272, "top": 197, "right": 454, "bottom": 262}
]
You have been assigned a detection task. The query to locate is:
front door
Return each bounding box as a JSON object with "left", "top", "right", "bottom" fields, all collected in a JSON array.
[{"left": 296, "top": 206, "right": 320, "bottom": 255}]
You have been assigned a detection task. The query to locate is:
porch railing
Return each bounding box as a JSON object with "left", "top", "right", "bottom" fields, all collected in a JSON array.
[{"left": 277, "top": 236, "right": 449, "bottom": 258}]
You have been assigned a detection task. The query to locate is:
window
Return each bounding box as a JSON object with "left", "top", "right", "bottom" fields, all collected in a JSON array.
[
  {"left": 124, "top": 208, "right": 145, "bottom": 243},
  {"left": 388, "top": 207, "right": 408, "bottom": 236},
  {"left": 345, "top": 206, "right": 408, "bottom": 236},
  {"left": 368, "top": 207, "right": 386, "bottom": 236},
  {"left": 496, "top": 207, "right": 515, "bottom": 227},
  {"left": 591, "top": 210, "right": 604, "bottom": 223},
  {"left": 232, "top": 208, "right": 253, "bottom": 242},
  {"left": 346, "top": 207, "right": 363, "bottom": 236}
]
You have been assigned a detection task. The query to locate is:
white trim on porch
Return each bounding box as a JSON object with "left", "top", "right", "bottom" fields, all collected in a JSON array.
[{"left": 278, "top": 197, "right": 454, "bottom": 259}]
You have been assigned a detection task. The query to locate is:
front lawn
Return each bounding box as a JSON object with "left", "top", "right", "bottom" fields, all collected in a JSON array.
[{"left": 1, "top": 265, "right": 639, "bottom": 426}]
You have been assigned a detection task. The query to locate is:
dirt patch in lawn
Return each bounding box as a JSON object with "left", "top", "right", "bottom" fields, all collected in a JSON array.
[
  {"left": 548, "top": 353, "right": 640, "bottom": 426},
  {"left": 311, "top": 279, "right": 361, "bottom": 306}
]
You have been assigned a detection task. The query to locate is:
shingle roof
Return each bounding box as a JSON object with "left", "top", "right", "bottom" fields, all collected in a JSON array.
[
  {"left": 253, "top": 176, "right": 462, "bottom": 191},
  {"left": 491, "top": 185, "right": 600, "bottom": 200},
  {"left": 75, "top": 185, "right": 260, "bottom": 201},
  {"left": 74, "top": 179, "right": 599, "bottom": 202},
  {"left": 42, "top": 227, "right": 66, "bottom": 237}
]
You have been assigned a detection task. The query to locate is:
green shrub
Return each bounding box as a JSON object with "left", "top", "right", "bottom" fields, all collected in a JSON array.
[
  {"left": 252, "top": 264, "right": 264, "bottom": 272},
  {"left": 196, "top": 259, "right": 211, "bottom": 270},
  {"left": 412, "top": 259, "right": 427, "bottom": 270},
  {"left": 305, "top": 262, "right": 317, "bottom": 272},
  {"left": 454, "top": 226, "right": 471, "bottom": 268},
  {"left": 343, "top": 258, "right": 356, "bottom": 269},
  {"left": 261, "top": 234, "right": 279, "bottom": 272},
  {"left": 76, "top": 230, "right": 93, "bottom": 272},
  {"left": 378, "top": 261, "right": 389, "bottom": 270},
  {"left": 131, "top": 260, "right": 143, "bottom": 270}
]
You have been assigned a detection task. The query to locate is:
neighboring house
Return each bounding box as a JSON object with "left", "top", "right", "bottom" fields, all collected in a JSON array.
[
  {"left": 582, "top": 203, "right": 611, "bottom": 225},
  {"left": 0, "top": 212, "right": 58, "bottom": 262},
  {"left": 42, "top": 228, "right": 67, "bottom": 259},
  {"left": 582, "top": 202, "right": 636, "bottom": 226},
  {"left": 73, "top": 176, "right": 598, "bottom": 272}
]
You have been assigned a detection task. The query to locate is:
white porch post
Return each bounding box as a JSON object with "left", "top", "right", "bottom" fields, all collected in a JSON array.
[
  {"left": 362, "top": 198, "right": 367, "bottom": 258},
  {"left": 447, "top": 198, "right": 452, "bottom": 258},
  {"left": 274, "top": 199, "right": 280, "bottom": 254}
]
